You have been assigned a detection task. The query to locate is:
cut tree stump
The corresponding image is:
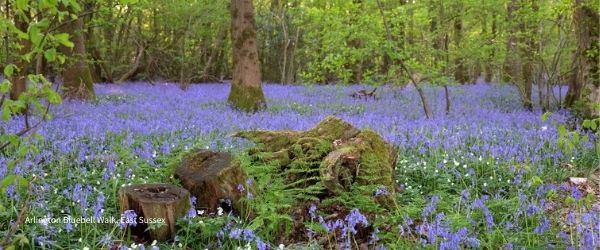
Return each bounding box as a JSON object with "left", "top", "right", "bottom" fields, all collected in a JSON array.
[
  {"left": 174, "top": 149, "right": 248, "bottom": 214},
  {"left": 235, "top": 116, "right": 398, "bottom": 207},
  {"left": 119, "top": 183, "right": 190, "bottom": 241}
]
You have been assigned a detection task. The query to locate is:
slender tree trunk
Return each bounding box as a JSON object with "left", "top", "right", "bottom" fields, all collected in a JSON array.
[
  {"left": 504, "top": 0, "right": 524, "bottom": 102},
  {"left": 9, "top": 11, "right": 29, "bottom": 101},
  {"left": 199, "top": 28, "right": 226, "bottom": 81},
  {"left": 228, "top": 0, "right": 266, "bottom": 112},
  {"left": 518, "top": 1, "right": 536, "bottom": 111},
  {"left": 485, "top": 15, "right": 497, "bottom": 83},
  {"left": 59, "top": 5, "right": 95, "bottom": 99},
  {"left": 453, "top": 3, "right": 467, "bottom": 84},
  {"left": 566, "top": 0, "right": 600, "bottom": 117},
  {"left": 377, "top": 0, "right": 432, "bottom": 119}
]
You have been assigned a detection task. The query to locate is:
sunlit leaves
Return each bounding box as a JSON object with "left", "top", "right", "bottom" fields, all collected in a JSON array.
[
  {"left": 14, "top": 0, "right": 28, "bottom": 10},
  {"left": 0, "top": 80, "right": 10, "bottom": 94},
  {"left": 3, "top": 64, "right": 15, "bottom": 78},
  {"left": 54, "top": 33, "right": 74, "bottom": 48},
  {"left": 44, "top": 48, "right": 57, "bottom": 62}
]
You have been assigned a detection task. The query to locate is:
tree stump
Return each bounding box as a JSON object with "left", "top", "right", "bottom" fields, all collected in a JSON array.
[
  {"left": 174, "top": 150, "right": 248, "bottom": 214},
  {"left": 119, "top": 183, "right": 190, "bottom": 241},
  {"left": 235, "top": 116, "right": 398, "bottom": 208}
]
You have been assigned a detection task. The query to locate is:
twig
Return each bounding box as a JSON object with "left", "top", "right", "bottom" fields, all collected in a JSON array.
[
  {"left": 0, "top": 176, "right": 37, "bottom": 247},
  {"left": 0, "top": 87, "right": 53, "bottom": 153}
]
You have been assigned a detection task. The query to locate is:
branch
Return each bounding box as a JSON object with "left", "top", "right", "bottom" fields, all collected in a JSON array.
[{"left": 0, "top": 176, "right": 37, "bottom": 247}]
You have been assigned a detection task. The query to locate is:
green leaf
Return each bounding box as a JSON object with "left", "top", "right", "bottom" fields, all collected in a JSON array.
[
  {"left": 3, "top": 64, "right": 15, "bottom": 77},
  {"left": 29, "top": 26, "right": 42, "bottom": 46},
  {"left": 0, "top": 174, "right": 28, "bottom": 190},
  {"left": 40, "top": 0, "right": 58, "bottom": 10},
  {"left": 15, "top": 0, "right": 28, "bottom": 10},
  {"left": 44, "top": 48, "right": 57, "bottom": 62},
  {"left": 0, "top": 79, "right": 10, "bottom": 93},
  {"left": 14, "top": 233, "right": 30, "bottom": 246},
  {"left": 2, "top": 103, "right": 11, "bottom": 120},
  {"left": 47, "top": 90, "right": 62, "bottom": 104},
  {"left": 119, "top": 0, "right": 139, "bottom": 4},
  {"left": 541, "top": 112, "right": 551, "bottom": 122},
  {"left": 558, "top": 125, "right": 567, "bottom": 137},
  {"left": 55, "top": 33, "right": 74, "bottom": 48}
]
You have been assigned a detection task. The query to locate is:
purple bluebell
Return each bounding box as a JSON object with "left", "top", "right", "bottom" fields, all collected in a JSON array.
[{"left": 345, "top": 208, "right": 368, "bottom": 235}]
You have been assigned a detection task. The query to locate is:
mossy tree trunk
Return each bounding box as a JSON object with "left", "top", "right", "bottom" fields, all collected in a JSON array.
[
  {"left": 566, "top": 0, "right": 599, "bottom": 118},
  {"left": 59, "top": 6, "right": 95, "bottom": 100},
  {"left": 228, "top": 0, "right": 266, "bottom": 112}
]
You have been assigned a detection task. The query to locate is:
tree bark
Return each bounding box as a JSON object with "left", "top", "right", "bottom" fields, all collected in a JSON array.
[
  {"left": 228, "top": 0, "right": 266, "bottom": 112},
  {"left": 485, "top": 15, "right": 497, "bottom": 83},
  {"left": 566, "top": 0, "right": 600, "bottom": 117},
  {"left": 518, "top": 0, "right": 537, "bottom": 111},
  {"left": 453, "top": 3, "right": 468, "bottom": 84},
  {"left": 59, "top": 9, "right": 95, "bottom": 99},
  {"left": 9, "top": 12, "right": 29, "bottom": 101},
  {"left": 119, "top": 184, "right": 190, "bottom": 241},
  {"left": 504, "top": 0, "right": 525, "bottom": 104}
]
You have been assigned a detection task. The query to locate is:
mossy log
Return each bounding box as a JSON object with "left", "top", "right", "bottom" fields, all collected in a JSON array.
[
  {"left": 118, "top": 184, "right": 190, "bottom": 241},
  {"left": 235, "top": 116, "right": 398, "bottom": 207},
  {"left": 174, "top": 150, "right": 248, "bottom": 214}
]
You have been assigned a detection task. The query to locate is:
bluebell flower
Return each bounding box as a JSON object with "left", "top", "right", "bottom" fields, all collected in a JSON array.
[
  {"left": 242, "top": 229, "right": 255, "bottom": 241},
  {"left": 534, "top": 217, "right": 550, "bottom": 235},
  {"left": 374, "top": 186, "right": 389, "bottom": 196},
  {"left": 345, "top": 208, "right": 368, "bottom": 235},
  {"left": 256, "top": 238, "right": 269, "bottom": 250},
  {"left": 422, "top": 195, "right": 440, "bottom": 218},
  {"left": 229, "top": 228, "right": 242, "bottom": 240},
  {"left": 571, "top": 187, "right": 582, "bottom": 201},
  {"left": 308, "top": 204, "right": 317, "bottom": 219},
  {"left": 237, "top": 184, "right": 245, "bottom": 192},
  {"left": 120, "top": 210, "right": 138, "bottom": 229},
  {"left": 93, "top": 193, "right": 105, "bottom": 219}
]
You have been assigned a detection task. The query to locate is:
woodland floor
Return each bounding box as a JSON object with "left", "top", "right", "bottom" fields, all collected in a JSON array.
[{"left": 1, "top": 82, "right": 599, "bottom": 249}]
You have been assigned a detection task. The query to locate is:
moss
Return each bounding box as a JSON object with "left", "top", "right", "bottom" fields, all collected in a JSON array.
[
  {"left": 234, "top": 130, "right": 301, "bottom": 151},
  {"left": 227, "top": 81, "right": 266, "bottom": 112},
  {"left": 305, "top": 116, "right": 360, "bottom": 141},
  {"left": 354, "top": 129, "right": 396, "bottom": 189},
  {"left": 236, "top": 116, "right": 398, "bottom": 211},
  {"left": 319, "top": 145, "right": 360, "bottom": 194}
]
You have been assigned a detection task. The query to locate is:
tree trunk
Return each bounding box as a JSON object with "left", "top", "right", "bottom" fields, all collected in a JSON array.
[
  {"left": 485, "top": 15, "right": 497, "bottom": 83},
  {"left": 228, "top": 0, "right": 266, "bottom": 112},
  {"left": 504, "top": 0, "right": 523, "bottom": 95},
  {"left": 566, "top": 0, "right": 600, "bottom": 118},
  {"left": 59, "top": 11, "right": 95, "bottom": 99},
  {"left": 453, "top": 3, "right": 468, "bottom": 84},
  {"left": 519, "top": 1, "right": 537, "bottom": 111},
  {"left": 377, "top": 0, "right": 432, "bottom": 119},
  {"left": 9, "top": 12, "right": 29, "bottom": 101}
]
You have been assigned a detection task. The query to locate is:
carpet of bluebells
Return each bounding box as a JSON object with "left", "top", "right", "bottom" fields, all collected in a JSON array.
[{"left": 1, "top": 82, "right": 599, "bottom": 249}]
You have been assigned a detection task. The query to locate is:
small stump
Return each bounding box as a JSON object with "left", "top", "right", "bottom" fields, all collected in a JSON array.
[
  {"left": 174, "top": 150, "right": 248, "bottom": 214},
  {"left": 119, "top": 183, "right": 190, "bottom": 241}
]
